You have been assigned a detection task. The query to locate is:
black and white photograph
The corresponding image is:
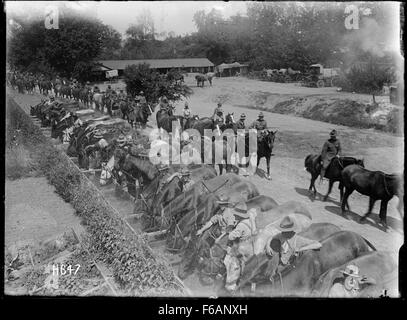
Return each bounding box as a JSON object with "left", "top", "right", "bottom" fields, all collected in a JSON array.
[{"left": 4, "top": 1, "right": 404, "bottom": 301}]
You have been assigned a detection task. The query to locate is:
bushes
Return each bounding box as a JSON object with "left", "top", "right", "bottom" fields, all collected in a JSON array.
[
  {"left": 7, "top": 96, "right": 186, "bottom": 296},
  {"left": 123, "top": 63, "right": 192, "bottom": 104},
  {"left": 5, "top": 145, "right": 36, "bottom": 180}
]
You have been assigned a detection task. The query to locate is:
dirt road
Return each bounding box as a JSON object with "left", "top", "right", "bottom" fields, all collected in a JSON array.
[{"left": 5, "top": 177, "right": 84, "bottom": 248}]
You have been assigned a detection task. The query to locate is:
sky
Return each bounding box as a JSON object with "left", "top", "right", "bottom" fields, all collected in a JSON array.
[{"left": 5, "top": 1, "right": 248, "bottom": 37}]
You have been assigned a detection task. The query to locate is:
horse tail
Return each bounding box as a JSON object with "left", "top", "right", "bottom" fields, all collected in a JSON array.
[{"left": 304, "top": 154, "right": 313, "bottom": 171}]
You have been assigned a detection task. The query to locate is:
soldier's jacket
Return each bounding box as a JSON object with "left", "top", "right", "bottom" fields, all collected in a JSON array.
[
  {"left": 249, "top": 119, "right": 267, "bottom": 131},
  {"left": 214, "top": 114, "right": 224, "bottom": 125},
  {"left": 213, "top": 107, "right": 223, "bottom": 117},
  {"left": 236, "top": 120, "right": 246, "bottom": 130},
  {"left": 321, "top": 138, "right": 342, "bottom": 167}
]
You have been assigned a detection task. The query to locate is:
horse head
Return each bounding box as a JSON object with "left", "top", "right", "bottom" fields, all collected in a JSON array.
[
  {"left": 261, "top": 130, "right": 277, "bottom": 150},
  {"left": 357, "top": 158, "right": 365, "bottom": 168},
  {"left": 225, "top": 113, "right": 235, "bottom": 124}
]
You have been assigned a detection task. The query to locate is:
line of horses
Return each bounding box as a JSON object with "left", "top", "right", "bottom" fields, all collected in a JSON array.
[
  {"left": 304, "top": 155, "right": 404, "bottom": 229},
  {"left": 20, "top": 78, "right": 402, "bottom": 297}
]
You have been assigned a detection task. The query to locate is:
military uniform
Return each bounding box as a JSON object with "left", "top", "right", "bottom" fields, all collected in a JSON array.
[
  {"left": 138, "top": 92, "right": 147, "bottom": 104},
  {"left": 183, "top": 107, "right": 191, "bottom": 118},
  {"left": 320, "top": 130, "right": 342, "bottom": 179},
  {"left": 249, "top": 118, "right": 267, "bottom": 131},
  {"left": 236, "top": 114, "right": 246, "bottom": 130}
]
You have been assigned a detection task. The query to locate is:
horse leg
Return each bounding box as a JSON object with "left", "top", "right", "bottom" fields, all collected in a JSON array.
[
  {"left": 341, "top": 187, "right": 353, "bottom": 216},
  {"left": 323, "top": 180, "right": 334, "bottom": 201},
  {"left": 378, "top": 200, "right": 389, "bottom": 229},
  {"left": 265, "top": 156, "right": 271, "bottom": 180},
  {"left": 339, "top": 181, "right": 344, "bottom": 202},
  {"left": 360, "top": 197, "right": 376, "bottom": 222},
  {"left": 309, "top": 175, "right": 318, "bottom": 199},
  {"left": 218, "top": 164, "right": 223, "bottom": 175},
  {"left": 256, "top": 156, "right": 260, "bottom": 175}
]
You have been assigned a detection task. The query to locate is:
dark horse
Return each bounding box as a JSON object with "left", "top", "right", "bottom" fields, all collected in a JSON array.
[
  {"left": 304, "top": 155, "right": 365, "bottom": 201},
  {"left": 341, "top": 164, "right": 404, "bottom": 228},
  {"left": 113, "top": 146, "right": 158, "bottom": 198},
  {"left": 156, "top": 108, "right": 181, "bottom": 134},
  {"left": 51, "top": 112, "right": 78, "bottom": 142},
  {"left": 238, "top": 130, "right": 277, "bottom": 179},
  {"left": 129, "top": 103, "right": 152, "bottom": 128}
]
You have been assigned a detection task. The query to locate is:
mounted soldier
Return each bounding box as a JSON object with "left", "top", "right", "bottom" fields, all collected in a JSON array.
[
  {"left": 138, "top": 91, "right": 147, "bottom": 104},
  {"left": 212, "top": 102, "right": 225, "bottom": 128},
  {"left": 320, "top": 129, "right": 342, "bottom": 182},
  {"left": 183, "top": 101, "right": 191, "bottom": 119},
  {"left": 118, "top": 89, "right": 126, "bottom": 101},
  {"left": 159, "top": 96, "right": 174, "bottom": 114},
  {"left": 105, "top": 85, "right": 113, "bottom": 95},
  {"left": 249, "top": 112, "right": 268, "bottom": 134},
  {"left": 236, "top": 113, "right": 246, "bottom": 130}
]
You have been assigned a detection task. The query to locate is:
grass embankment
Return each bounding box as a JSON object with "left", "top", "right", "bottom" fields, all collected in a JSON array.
[
  {"left": 6, "top": 96, "right": 185, "bottom": 296},
  {"left": 237, "top": 92, "right": 403, "bottom": 135}
]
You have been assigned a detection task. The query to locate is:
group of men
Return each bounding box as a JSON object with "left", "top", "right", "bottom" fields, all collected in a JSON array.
[
  {"left": 182, "top": 101, "right": 269, "bottom": 131},
  {"left": 195, "top": 192, "right": 375, "bottom": 296}
]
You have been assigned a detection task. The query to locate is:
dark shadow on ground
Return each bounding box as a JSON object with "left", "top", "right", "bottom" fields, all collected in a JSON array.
[
  {"left": 324, "top": 205, "right": 403, "bottom": 234},
  {"left": 294, "top": 186, "right": 342, "bottom": 206},
  {"left": 294, "top": 187, "right": 321, "bottom": 202}
]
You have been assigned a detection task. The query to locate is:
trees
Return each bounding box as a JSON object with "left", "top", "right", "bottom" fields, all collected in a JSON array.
[
  {"left": 7, "top": 6, "right": 120, "bottom": 77},
  {"left": 123, "top": 64, "right": 192, "bottom": 105},
  {"left": 342, "top": 56, "right": 395, "bottom": 103}
]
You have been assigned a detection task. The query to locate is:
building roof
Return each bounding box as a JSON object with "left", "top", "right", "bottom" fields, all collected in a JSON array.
[{"left": 97, "top": 58, "right": 214, "bottom": 70}]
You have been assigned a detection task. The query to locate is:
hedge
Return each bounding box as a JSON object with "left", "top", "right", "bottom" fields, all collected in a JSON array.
[{"left": 7, "top": 96, "right": 186, "bottom": 296}]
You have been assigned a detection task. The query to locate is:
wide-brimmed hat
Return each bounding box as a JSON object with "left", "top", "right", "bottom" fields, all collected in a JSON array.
[
  {"left": 140, "top": 91, "right": 144, "bottom": 94},
  {"left": 258, "top": 112, "right": 264, "bottom": 118},
  {"left": 340, "top": 264, "right": 361, "bottom": 278},
  {"left": 240, "top": 113, "right": 246, "bottom": 119},
  {"left": 216, "top": 195, "right": 231, "bottom": 206},
  {"left": 217, "top": 102, "right": 222, "bottom": 107},
  {"left": 233, "top": 202, "right": 249, "bottom": 219},
  {"left": 330, "top": 129, "right": 337, "bottom": 137},
  {"left": 277, "top": 216, "right": 298, "bottom": 232}
]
